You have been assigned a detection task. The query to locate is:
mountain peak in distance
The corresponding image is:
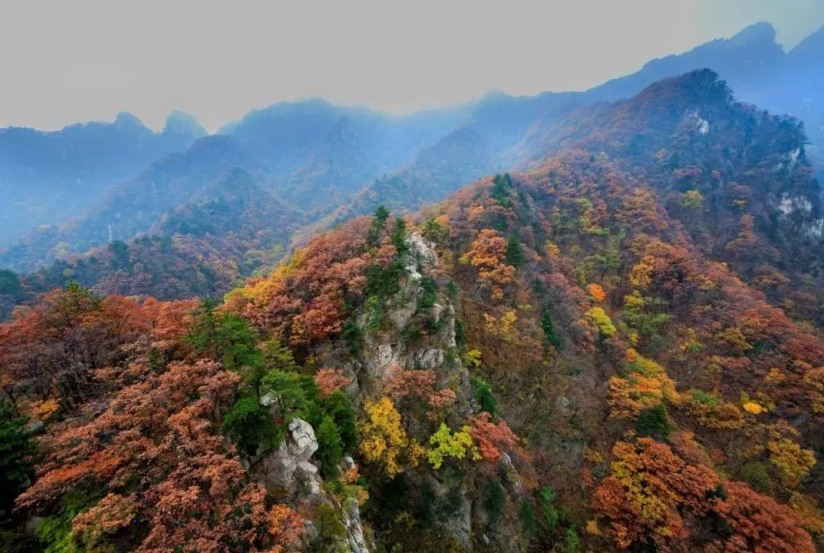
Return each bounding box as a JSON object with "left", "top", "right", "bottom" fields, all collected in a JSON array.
[
  {"left": 789, "top": 23, "right": 824, "bottom": 59},
  {"left": 728, "top": 21, "right": 777, "bottom": 47},
  {"left": 163, "top": 110, "right": 208, "bottom": 140},
  {"left": 113, "top": 111, "right": 149, "bottom": 131}
]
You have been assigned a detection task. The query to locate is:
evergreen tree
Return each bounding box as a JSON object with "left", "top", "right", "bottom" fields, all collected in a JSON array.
[
  {"left": 367, "top": 205, "right": 391, "bottom": 248},
  {"left": 316, "top": 416, "right": 343, "bottom": 478},
  {"left": 0, "top": 401, "right": 34, "bottom": 515},
  {"left": 506, "top": 235, "right": 525, "bottom": 267}
]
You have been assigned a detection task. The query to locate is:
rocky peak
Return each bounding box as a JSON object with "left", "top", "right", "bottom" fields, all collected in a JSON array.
[
  {"left": 162, "top": 110, "right": 208, "bottom": 140},
  {"left": 113, "top": 111, "right": 149, "bottom": 132},
  {"left": 728, "top": 21, "right": 777, "bottom": 48},
  {"left": 251, "top": 412, "right": 372, "bottom": 552}
]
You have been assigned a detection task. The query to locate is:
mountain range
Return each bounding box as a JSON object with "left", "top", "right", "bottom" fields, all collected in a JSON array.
[
  {"left": 0, "top": 21, "right": 822, "bottom": 320},
  {"left": 2, "top": 66, "right": 824, "bottom": 552}
]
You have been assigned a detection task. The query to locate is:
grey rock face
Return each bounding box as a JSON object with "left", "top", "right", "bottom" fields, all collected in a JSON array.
[
  {"left": 343, "top": 498, "right": 370, "bottom": 553},
  {"left": 252, "top": 417, "right": 321, "bottom": 496}
]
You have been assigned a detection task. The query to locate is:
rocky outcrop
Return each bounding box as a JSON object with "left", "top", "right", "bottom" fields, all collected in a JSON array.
[
  {"left": 405, "top": 232, "right": 438, "bottom": 280},
  {"left": 342, "top": 497, "right": 370, "bottom": 553},
  {"left": 250, "top": 413, "right": 372, "bottom": 552},
  {"left": 252, "top": 418, "right": 323, "bottom": 496}
]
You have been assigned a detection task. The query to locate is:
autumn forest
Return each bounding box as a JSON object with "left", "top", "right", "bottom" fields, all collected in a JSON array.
[{"left": 2, "top": 15, "right": 824, "bottom": 553}]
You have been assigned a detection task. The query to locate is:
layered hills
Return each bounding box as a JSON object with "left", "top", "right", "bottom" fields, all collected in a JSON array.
[
  {"left": 0, "top": 111, "right": 206, "bottom": 249},
  {"left": 1, "top": 69, "right": 823, "bottom": 552},
  {"left": 1, "top": 21, "right": 822, "bottom": 304}
]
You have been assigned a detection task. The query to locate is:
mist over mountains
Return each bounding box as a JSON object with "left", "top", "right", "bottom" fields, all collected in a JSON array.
[
  {"left": 3, "top": 14, "right": 824, "bottom": 553},
  {"left": 0, "top": 112, "right": 206, "bottom": 248},
  {"left": 0, "top": 21, "right": 822, "bottom": 305}
]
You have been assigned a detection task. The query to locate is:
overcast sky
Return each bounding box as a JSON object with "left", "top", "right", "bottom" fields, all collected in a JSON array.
[{"left": 1, "top": 0, "right": 822, "bottom": 132}]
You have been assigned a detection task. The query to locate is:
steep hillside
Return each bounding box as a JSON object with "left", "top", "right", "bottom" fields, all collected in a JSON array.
[
  {"left": 328, "top": 93, "right": 583, "bottom": 227},
  {"left": 522, "top": 70, "right": 824, "bottom": 319},
  {"left": 585, "top": 22, "right": 824, "bottom": 168},
  {"left": 2, "top": 72, "right": 823, "bottom": 552},
  {"left": 4, "top": 20, "right": 823, "bottom": 285},
  {"left": 0, "top": 135, "right": 255, "bottom": 273},
  {"left": 587, "top": 22, "right": 784, "bottom": 102},
  {"left": 1, "top": 169, "right": 304, "bottom": 316},
  {"left": 0, "top": 92, "right": 579, "bottom": 291},
  {"left": 0, "top": 101, "right": 472, "bottom": 273}
]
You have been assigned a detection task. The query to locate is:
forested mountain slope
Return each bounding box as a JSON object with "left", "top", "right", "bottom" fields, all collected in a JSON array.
[
  {"left": 3, "top": 21, "right": 823, "bottom": 316},
  {"left": 1, "top": 71, "right": 823, "bottom": 552},
  {"left": 0, "top": 100, "right": 476, "bottom": 273}
]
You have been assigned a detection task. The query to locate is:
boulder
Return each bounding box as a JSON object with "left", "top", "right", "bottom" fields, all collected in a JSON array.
[{"left": 252, "top": 418, "right": 321, "bottom": 496}]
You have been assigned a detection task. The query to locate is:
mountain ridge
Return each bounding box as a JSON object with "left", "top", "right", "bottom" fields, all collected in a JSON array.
[
  {"left": 1, "top": 21, "right": 823, "bottom": 319},
  {"left": 1, "top": 67, "right": 824, "bottom": 552}
]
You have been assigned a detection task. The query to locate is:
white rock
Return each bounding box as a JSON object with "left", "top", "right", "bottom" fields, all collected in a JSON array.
[
  {"left": 252, "top": 418, "right": 321, "bottom": 496},
  {"left": 431, "top": 303, "right": 444, "bottom": 323},
  {"left": 414, "top": 348, "right": 444, "bottom": 369},
  {"left": 296, "top": 461, "right": 322, "bottom": 495},
  {"left": 259, "top": 391, "right": 277, "bottom": 407},
  {"left": 343, "top": 497, "right": 371, "bottom": 553},
  {"left": 407, "top": 233, "right": 438, "bottom": 269},
  {"left": 288, "top": 418, "right": 319, "bottom": 460}
]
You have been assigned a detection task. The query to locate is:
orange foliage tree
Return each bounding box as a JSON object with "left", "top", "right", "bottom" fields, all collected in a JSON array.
[
  {"left": 17, "top": 360, "right": 301, "bottom": 552},
  {"left": 593, "top": 438, "right": 813, "bottom": 552},
  {"left": 460, "top": 228, "right": 516, "bottom": 300},
  {"left": 0, "top": 285, "right": 197, "bottom": 412},
  {"left": 227, "top": 217, "right": 398, "bottom": 347}
]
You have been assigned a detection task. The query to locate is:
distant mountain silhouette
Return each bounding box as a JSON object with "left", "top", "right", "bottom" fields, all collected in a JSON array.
[
  {"left": 0, "top": 111, "right": 206, "bottom": 247},
  {"left": 582, "top": 22, "right": 824, "bottom": 163},
  {"left": 1, "top": 21, "right": 822, "bottom": 293}
]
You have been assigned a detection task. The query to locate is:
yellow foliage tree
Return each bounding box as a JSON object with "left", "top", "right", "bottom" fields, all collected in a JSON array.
[
  {"left": 682, "top": 389, "right": 744, "bottom": 430},
  {"left": 463, "top": 349, "right": 482, "bottom": 368},
  {"left": 585, "top": 307, "right": 616, "bottom": 338},
  {"left": 803, "top": 367, "right": 824, "bottom": 414},
  {"left": 629, "top": 256, "right": 654, "bottom": 290},
  {"left": 608, "top": 349, "right": 678, "bottom": 420},
  {"left": 358, "top": 397, "right": 411, "bottom": 477},
  {"left": 426, "top": 423, "right": 480, "bottom": 469},
  {"left": 742, "top": 401, "right": 765, "bottom": 415},
  {"left": 768, "top": 434, "right": 816, "bottom": 488},
  {"left": 790, "top": 493, "right": 824, "bottom": 537}
]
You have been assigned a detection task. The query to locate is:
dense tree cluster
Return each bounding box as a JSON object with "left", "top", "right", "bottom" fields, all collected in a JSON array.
[{"left": 1, "top": 71, "right": 823, "bottom": 552}]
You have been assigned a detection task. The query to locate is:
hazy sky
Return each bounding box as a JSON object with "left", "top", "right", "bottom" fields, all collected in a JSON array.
[{"left": 1, "top": 0, "right": 822, "bottom": 132}]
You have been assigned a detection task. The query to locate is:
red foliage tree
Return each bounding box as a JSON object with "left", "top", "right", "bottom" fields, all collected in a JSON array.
[
  {"left": 315, "top": 368, "right": 353, "bottom": 397},
  {"left": 593, "top": 438, "right": 813, "bottom": 552},
  {"left": 384, "top": 366, "right": 457, "bottom": 412},
  {"left": 17, "top": 360, "right": 301, "bottom": 552},
  {"left": 468, "top": 412, "right": 519, "bottom": 465},
  {"left": 0, "top": 286, "right": 197, "bottom": 412}
]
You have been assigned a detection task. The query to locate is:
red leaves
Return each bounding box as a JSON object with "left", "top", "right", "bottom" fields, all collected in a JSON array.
[
  {"left": 229, "top": 217, "right": 376, "bottom": 345},
  {"left": 712, "top": 481, "right": 814, "bottom": 553},
  {"left": 593, "top": 438, "right": 814, "bottom": 552},
  {"left": 384, "top": 366, "right": 456, "bottom": 411},
  {"left": 0, "top": 286, "right": 199, "bottom": 413},
  {"left": 315, "top": 368, "right": 353, "bottom": 397},
  {"left": 16, "top": 359, "right": 302, "bottom": 551},
  {"left": 290, "top": 291, "right": 346, "bottom": 346},
  {"left": 72, "top": 493, "right": 138, "bottom": 545},
  {"left": 468, "top": 412, "right": 518, "bottom": 465}
]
